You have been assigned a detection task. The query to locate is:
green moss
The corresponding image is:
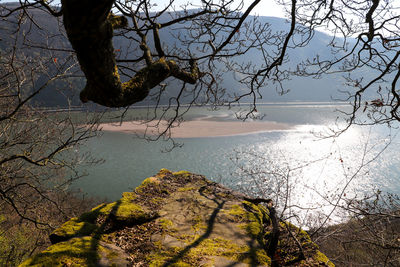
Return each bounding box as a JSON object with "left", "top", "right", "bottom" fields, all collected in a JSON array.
[
  {"left": 239, "top": 248, "right": 271, "bottom": 266},
  {"left": 281, "top": 221, "right": 317, "bottom": 249},
  {"left": 240, "top": 221, "right": 262, "bottom": 237},
  {"left": 177, "top": 187, "right": 195, "bottom": 192},
  {"left": 158, "top": 168, "right": 172, "bottom": 177},
  {"left": 147, "top": 246, "right": 193, "bottom": 267},
  {"left": 314, "top": 251, "right": 335, "bottom": 267},
  {"left": 173, "top": 170, "right": 192, "bottom": 177},
  {"left": 105, "top": 249, "right": 120, "bottom": 261},
  {"left": 159, "top": 219, "right": 175, "bottom": 230},
  {"left": 257, "top": 203, "right": 269, "bottom": 216},
  {"left": 254, "top": 249, "right": 271, "bottom": 265},
  {"left": 147, "top": 236, "right": 270, "bottom": 266},
  {"left": 19, "top": 236, "right": 99, "bottom": 266},
  {"left": 79, "top": 197, "right": 152, "bottom": 225},
  {"left": 191, "top": 215, "right": 207, "bottom": 233},
  {"left": 150, "top": 205, "right": 270, "bottom": 266},
  {"left": 121, "top": 191, "right": 136, "bottom": 202},
  {"left": 112, "top": 64, "right": 120, "bottom": 80},
  {"left": 242, "top": 201, "right": 265, "bottom": 222},
  {"left": 142, "top": 177, "right": 160, "bottom": 187},
  {"left": 151, "top": 197, "right": 164, "bottom": 205},
  {"left": 114, "top": 202, "right": 147, "bottom": 220},
  {"left": 226, "top": 204, "right": 247, "bottom": 221},
  {"left": 107, "top": 13, "right": 127, "bottom": 29},
  {"left": 135, "top": 176, "right": 160, "bottom": 194},
  {"left": 98, "top": 201, "right": 150, "bottom": 222},
  {"left": 50, "top": 218, "right": 97, "bottom": 241},
  {"left": 190, "top": 237, "right": 248, "bottom": 259},
  {"left": 226, "top": 202, "right": 265, "bottom": 238}
]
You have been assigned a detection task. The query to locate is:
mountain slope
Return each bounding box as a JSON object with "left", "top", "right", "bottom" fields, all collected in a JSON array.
[{"left": 1, "top": 3, "right": 370, "bottom": 107}]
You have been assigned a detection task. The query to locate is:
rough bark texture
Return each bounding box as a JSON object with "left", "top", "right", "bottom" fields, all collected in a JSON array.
[{"left": 61, "top": 0, "right": 200, "bottom": 107}]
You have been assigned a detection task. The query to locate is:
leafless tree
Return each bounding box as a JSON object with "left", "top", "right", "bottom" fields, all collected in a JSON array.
[
  {"left": 2, "top": 0, "right": 398, "bottom": 128},
  {"left": 2, "top": 0, "right": 400, "bottom": 265},
  {"left": 288, "top": 0, "right": 400, "bottom": 130},
  {"left": 13, "top": 0, "right": 395, "bottom": 135},
  {"left": 0, "top": 3, "right": 102, "bottom": 264},
  {"left": 315, "top": 190, "right": 400, "bottom": 266},
  {"left": 230, "top": 127, "right": 399, "bottom": 266}
]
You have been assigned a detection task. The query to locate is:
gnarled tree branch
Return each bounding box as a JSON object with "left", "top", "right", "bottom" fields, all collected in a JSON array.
[{"left": 61, "top": 0, "right": 201, "bottom": 107}]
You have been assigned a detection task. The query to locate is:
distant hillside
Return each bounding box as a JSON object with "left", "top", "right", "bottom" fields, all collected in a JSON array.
[{"left": 0, "top": 2, "right": 374, "bottom": 108}]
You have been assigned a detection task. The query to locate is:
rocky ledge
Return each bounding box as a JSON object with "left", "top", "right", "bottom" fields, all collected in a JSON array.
[{"left": 20, "top": 169, "right": 334, "bottom": 266}]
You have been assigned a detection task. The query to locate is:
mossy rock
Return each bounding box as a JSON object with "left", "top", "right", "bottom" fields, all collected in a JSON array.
[
  {"left": 50, "top": 190, "right": 155, "bottom": 244},
  {"left": 92, "top": 200, "right": 152, "bottom": 222},
  {"left": 19, "top": 236, "right": 129, "bottom": 266},
  {"left": 87, "top": 190, "right": 155, "bottom": 223},
  {"left": 22, "top": 169, "right": 333, "bottom": 266},
  {"left": 49, "top": 218, "right": 97, "bottom": 244},
  {"left": 313, "top": 251, "right": 335, "bottom": 267}
]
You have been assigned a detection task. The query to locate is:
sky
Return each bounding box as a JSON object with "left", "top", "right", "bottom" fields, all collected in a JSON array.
[
  {"left": 0, "top": 0, "right": 287, "bottom": 18},
  {"left": 151, "top": 0, "right": 287, "bottom": 18}
]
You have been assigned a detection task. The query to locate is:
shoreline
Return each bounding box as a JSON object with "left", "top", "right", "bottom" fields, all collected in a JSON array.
[{"left": 98, "top": 119, "right": 292, "bottom": 138}]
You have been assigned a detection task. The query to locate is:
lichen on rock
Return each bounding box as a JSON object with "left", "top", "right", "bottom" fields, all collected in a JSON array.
[{"left": 21, "top": 169, "right": 334, "bottom": 266}]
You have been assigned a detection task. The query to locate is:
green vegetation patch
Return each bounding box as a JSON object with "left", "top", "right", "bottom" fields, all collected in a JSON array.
[
  {"left": 147, "top": 246, "right": 193, "bottom": 267},
  {"left": 1, "top": 223, "right": 40, "bottom": 266},
  {"left": 158, "top": 168, "right": 173, "bottom": 177},
  {"left": 173, "top": 170, "right": 192, "bottom": 177},
  {"left": 313, "top": 250, "right": 335, "bottom": 267},
  {"left": 135, "top": 176, "right": 161, "bottom": 194},
  {"left": 121, "top": 191, "right": 137, "bottom": 202},
  {"left": 226, "top": 201, "right": 268, "bottom": 238},
  {"left": 20, "top": 236, "right": 99, "bottom": 266},
  {"left": 91, "top": 199, "right": 151, "bottom": 222},
  {"left": 177, "top": 187, "right": 196, "bottom": 192},
  {"left": 50, "top": 190, "right": 153, "bottom": 245},
  {"left": 21, "top": 236, "right": 130, "bottom": 267},
  {"left": 81, "top": 189, "right": 153, "bottom": 222},
  {"left": 159, "top": 218, "right": 175, "bottom": 231},
  {"left": 191, "top": 237, "right": 248, "bottom": 260},
  {"left": 191, "top": 215, "right": 207, "bottom": 233},
  {"left": 147, "top": 236, "right": 270, "bottom": 266},
  {"left": 50, "top": 218, "right": 97, "bottom": 243},
  {"left": 151, "top": 197, "right": 165, "bottom": 205},
  {"left": 240, "top": 221, "right": 262, "bottom": 237}
]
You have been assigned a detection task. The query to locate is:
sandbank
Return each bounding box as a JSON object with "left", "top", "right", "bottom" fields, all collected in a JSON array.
[{"left": 98, "top": 119, "right": 291, "bottom": 138}]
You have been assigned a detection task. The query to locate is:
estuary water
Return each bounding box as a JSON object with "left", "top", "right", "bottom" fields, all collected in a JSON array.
[{"left": 73, "top": 103, "right": 400, "bottom": 219}]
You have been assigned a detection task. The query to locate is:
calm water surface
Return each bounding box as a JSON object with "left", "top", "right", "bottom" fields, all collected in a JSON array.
[{"left": 73, "top": 104, "right": 400, "bottom": 218}]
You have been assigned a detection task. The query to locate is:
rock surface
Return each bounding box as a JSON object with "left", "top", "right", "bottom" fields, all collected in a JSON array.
[{"left": 20, "top": 169, "right": 334, "bottom": 266}]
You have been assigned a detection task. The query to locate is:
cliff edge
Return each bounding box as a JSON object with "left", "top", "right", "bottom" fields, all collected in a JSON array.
[{"left": 20, "top": 169, "right": 334, "bottom": 266}]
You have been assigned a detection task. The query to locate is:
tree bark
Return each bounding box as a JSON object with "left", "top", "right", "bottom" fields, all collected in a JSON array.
[{"left": 61, "top": 0, "right": 200, "bottom": 107}]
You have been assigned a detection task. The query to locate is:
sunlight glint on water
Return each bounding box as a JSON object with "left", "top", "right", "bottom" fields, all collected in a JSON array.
[{"left": 74, "top": 104, "right": 400, "bottom": 223}]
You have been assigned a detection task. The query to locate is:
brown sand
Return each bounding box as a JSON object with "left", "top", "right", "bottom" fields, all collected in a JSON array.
[{"left": 98, "top": 119, "right": 291, "bottom": 138}]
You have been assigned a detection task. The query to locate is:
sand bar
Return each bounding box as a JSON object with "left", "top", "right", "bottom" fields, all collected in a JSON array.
[{"left": 98, "top": 119, "right": 292, "bottom": 138}]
